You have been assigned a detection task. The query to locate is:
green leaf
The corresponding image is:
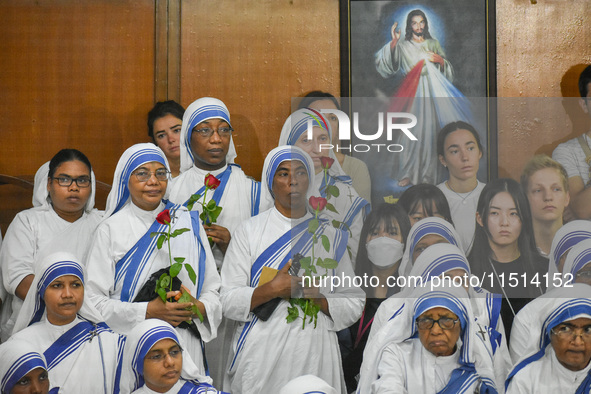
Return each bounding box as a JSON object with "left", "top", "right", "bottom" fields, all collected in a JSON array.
[
  {"left": 150, "top": 231, "right": 166, "bottom": 238},
  {"left": 286, "top": 304, "right": 300, "bottom": 323},
  {"left": 310, "top": 264, "right": 317, "bottom": 274},
  {"left": 331, "top": 219, "right": 340, "bottom": 229},
  {"left": 308, "top": 218, "right": 319, "bottom": 234},
  {"left": 174, "top": 257, "right": 186, "bottom": 264},
  {"left": 300, "top": 256, "right": 312, "bottom": 271},
  {"left": 157, "top": 288, "right": 167, "bottom": 303},
  {"left": 161, "top": 275, "right": 171, "bottom": 289},
  {"left": 171, "top": 228, "right": 190, "bottom": 237},
  {"left": 184, "top": 264, "right": 197, "bottom": 285},
  {"left": 178, "top": 292, "right": 192, "bottom": 303},
  {"left": 322, "top": 258, "right": 338, "bottom": 269},
  {"left": 186, "top": 194, "right": 201, "bottom": 211},
  {"left": 207, "top": 199, "right": 217, "bottom": 209},
  {"left": 321, "top": 235, "right": 330, "bottom": 252},
  {"left": 156, "top": 234, "right": 167, "bottom": 250},
  {"left": 170, "top": 262, "right": 182, "bottom": 278},
  {"left": 327, "top": 185, "right": 340, "bottom": 197},
  {"left": 210, "top": 206, "right": 223, "bottom": 222},
  {"left": 199, "top": 211, "right": 208, "bottom": 224},
  {"left": 192, "top": 305, "right": 204, "bottom": 323},
  {"left": 325, "top": 202, "right": 338, "bottom": 214}
]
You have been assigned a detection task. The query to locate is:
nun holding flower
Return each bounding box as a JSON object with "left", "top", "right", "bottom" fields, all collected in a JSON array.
[
  {"left": 279, "top": 108, "right": 370, "bottom": 265},
  {"left": 85, "top": 143, "right": 221, "bottom": 376}
]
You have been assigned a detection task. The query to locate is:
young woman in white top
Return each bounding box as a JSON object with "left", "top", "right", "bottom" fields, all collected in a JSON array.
[{"left": 437, "top": 121, "right": 486, "bottom": 254}]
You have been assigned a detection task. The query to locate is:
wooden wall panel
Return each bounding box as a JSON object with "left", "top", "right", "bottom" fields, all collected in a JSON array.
[
  {"left": 496, "top": 0, "right": 591, "bottom": 178},
  {"left": 179, "top": 0, "right": 341, "bottom": 180},
  {"left": 0, "top": 0, "right": 155, "bottom": 233}
]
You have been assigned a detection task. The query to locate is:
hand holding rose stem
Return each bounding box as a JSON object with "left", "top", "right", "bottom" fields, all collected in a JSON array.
[{"left": 151, "top": 208, "right": 204, "bottom": 322}]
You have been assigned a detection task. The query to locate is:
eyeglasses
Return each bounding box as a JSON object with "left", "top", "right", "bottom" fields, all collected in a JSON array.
[
  {"left": 551, "top": 324, "right": 591, "bottom": 341},
  {"left": 416, "top": 317, "right": 459, "bottom": 331},
  {"left": 132, "top": 169, "right": 170, "bottom": 182},
  {"left": 192, "top": 126, "right": 233, "bottom": 138},
  {"left": 52, "top": 176, "right": 91, "bottom": 188},
  {"left": 145, "top": 347, "right": 183, "bottom": 362}
]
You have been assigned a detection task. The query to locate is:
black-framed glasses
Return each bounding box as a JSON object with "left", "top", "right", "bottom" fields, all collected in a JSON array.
[
  {"left": 551, "top": 324, "right": 591, "bottom": 341},
  {"left": 145, "top": 347, "right": 183, "bottom": 362},
  {"left": 132, "top": 169, "right": 170, "bottom": 182},
  {"left": 192, "top": 126, "right": 233, "bottom": 138},
  {"left": 52, "top": 176, "right": 91, "bottom": 188},
  {"left": 416, "top": 317, "right": 459, "bottom": 331}
]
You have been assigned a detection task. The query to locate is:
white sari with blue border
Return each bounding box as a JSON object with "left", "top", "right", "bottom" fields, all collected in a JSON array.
[{"left": 220, "top": 207, "right": 365, "bottom": 394}]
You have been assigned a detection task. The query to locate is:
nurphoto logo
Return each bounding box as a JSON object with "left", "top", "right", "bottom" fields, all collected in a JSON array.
[{"left": 307, "top": 109, "right": 418, "bottom": 153}]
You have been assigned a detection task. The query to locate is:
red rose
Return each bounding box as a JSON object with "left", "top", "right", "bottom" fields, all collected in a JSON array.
[
  {"left": 319, "top": 157, "right": 334, "bottom": 170},
  {"left": 204, "top": 174, "right": 221, "bottom": 190},
  {"left": 309, "top": 196, "right": 327, "bottom": 211},
  {"left": 156, "top": 209, "right": 171, "bottom": 225}
]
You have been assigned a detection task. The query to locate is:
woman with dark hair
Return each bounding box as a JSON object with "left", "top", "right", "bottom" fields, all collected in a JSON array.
[
  {"left": 468, "top": 178, "right": 545, "bottom": 338},
  {"left": 147, "top": 100, "right": 185, "bottom": 177},
  {"left": 397, "top": 183, "right": 453, "bottom": 226},
  {"left": 341, "top": 203, "right": 410, "bottom": 392},
  {"left": 0, "top": 149, "right": 102, "bottom": 341},
  {"left": 298, "top": 91, "right": 372, "bottom": 203},
  {"left": 437, "top": 121, "right": 486, "bottom": 254}
]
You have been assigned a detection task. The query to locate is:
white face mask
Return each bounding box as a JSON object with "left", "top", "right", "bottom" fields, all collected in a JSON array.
[{"left": 366, "top": 237, "right": 404, "bottom": 269}]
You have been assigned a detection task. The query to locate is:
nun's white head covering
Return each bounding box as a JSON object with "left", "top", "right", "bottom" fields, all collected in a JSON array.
[
  {"left": 12, "top": 252, "right": 105, "bottom": 335},
  {"left": 279, "top": 375, "right": 337, "bottom": 394},
  {"left": 561, "top": 238, "right": 591, "bottom": 282},
  {"left": 0, "top": 340, "right": 49, "bottom": 394},
  {"left": 259, "top": 145, "right": 316, "bottom": 212},
  {"left": 119, "top": 319, "right": 212, "bottom": 393},
  {"left": 32, "top": 160, "right": 97, "bottom": 213},
  {"left": 357, "top": 284, "right": 498, "bottom": 393},
  {"left": 104, "top": 143, "right": 170, "bottom": 219},
  {"left": 506, "top": 284, "right": 591, "bottom": 390},
  {"left": 278, "top": 108, "right": 350, "bottom": 179},
  {"left": 548, "top": 220, "right": 591, "bottom": 281},
  {"left": 398, "top": 217, "right": 462, "bottom": 278},
  {"left": 178, "top": 97, "right": 237, "bottom": 174},
  {"left": 405, "top": 243, "right": 471, "bottom": 292}
]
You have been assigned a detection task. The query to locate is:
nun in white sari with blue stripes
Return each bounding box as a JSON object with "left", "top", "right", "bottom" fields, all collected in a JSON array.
[
  {"left": 0, "top": 340, "right": 56, "bottom": 394},
  {"left": 10, "top": 252, "right": 123, "bottom": 394},
  {"left": 166, "top": 98, "right": 262, "bottom": 387},
  {"left": 279, "top": 108, "right": 370, "bottom": 266},
  {"left": 506, "top": 285, "right": 591, "bottom": 393},
  {"left": 220, "top": 145, "right": 365, "bottom": 393},
  {"left": 119, "top": 319, "right": 224, "bottom": 394},
  {"left": 370, "top": 217, "right": 464, "bottom": 339},
  {"left": 85, "top": 143, "right": 221, "bottom": 377},
  {"left": 364, "top": 243, "right": 510, "bottom": 390},
  {"left": 358, "top": 284, "right": 499, "bottom": 393}
]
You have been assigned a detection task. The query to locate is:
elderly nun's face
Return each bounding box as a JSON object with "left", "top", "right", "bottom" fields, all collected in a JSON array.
[
  {"left": 11, "top": 368, "right": 49, "bottom": 394},
  {"left": 272, "top": 160, "right": 309, "bottom": 218},
  {"left": 416, "top": 307, "right": 461, "bottom": 357},
  {"left": 190, "top": 118, "right": 231, "bottom": 171},
  {"left": 128, "top": 162, "right": 168, "bottom": 211},
  {"left": 44, "top": 274, "right": 84, "bottom": 326},
  {"left": 550, "top": 317, "right": 591, "bottom": 371},
  {"left": 143, "top": 338, "right": 182, "bottom": 393}
]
